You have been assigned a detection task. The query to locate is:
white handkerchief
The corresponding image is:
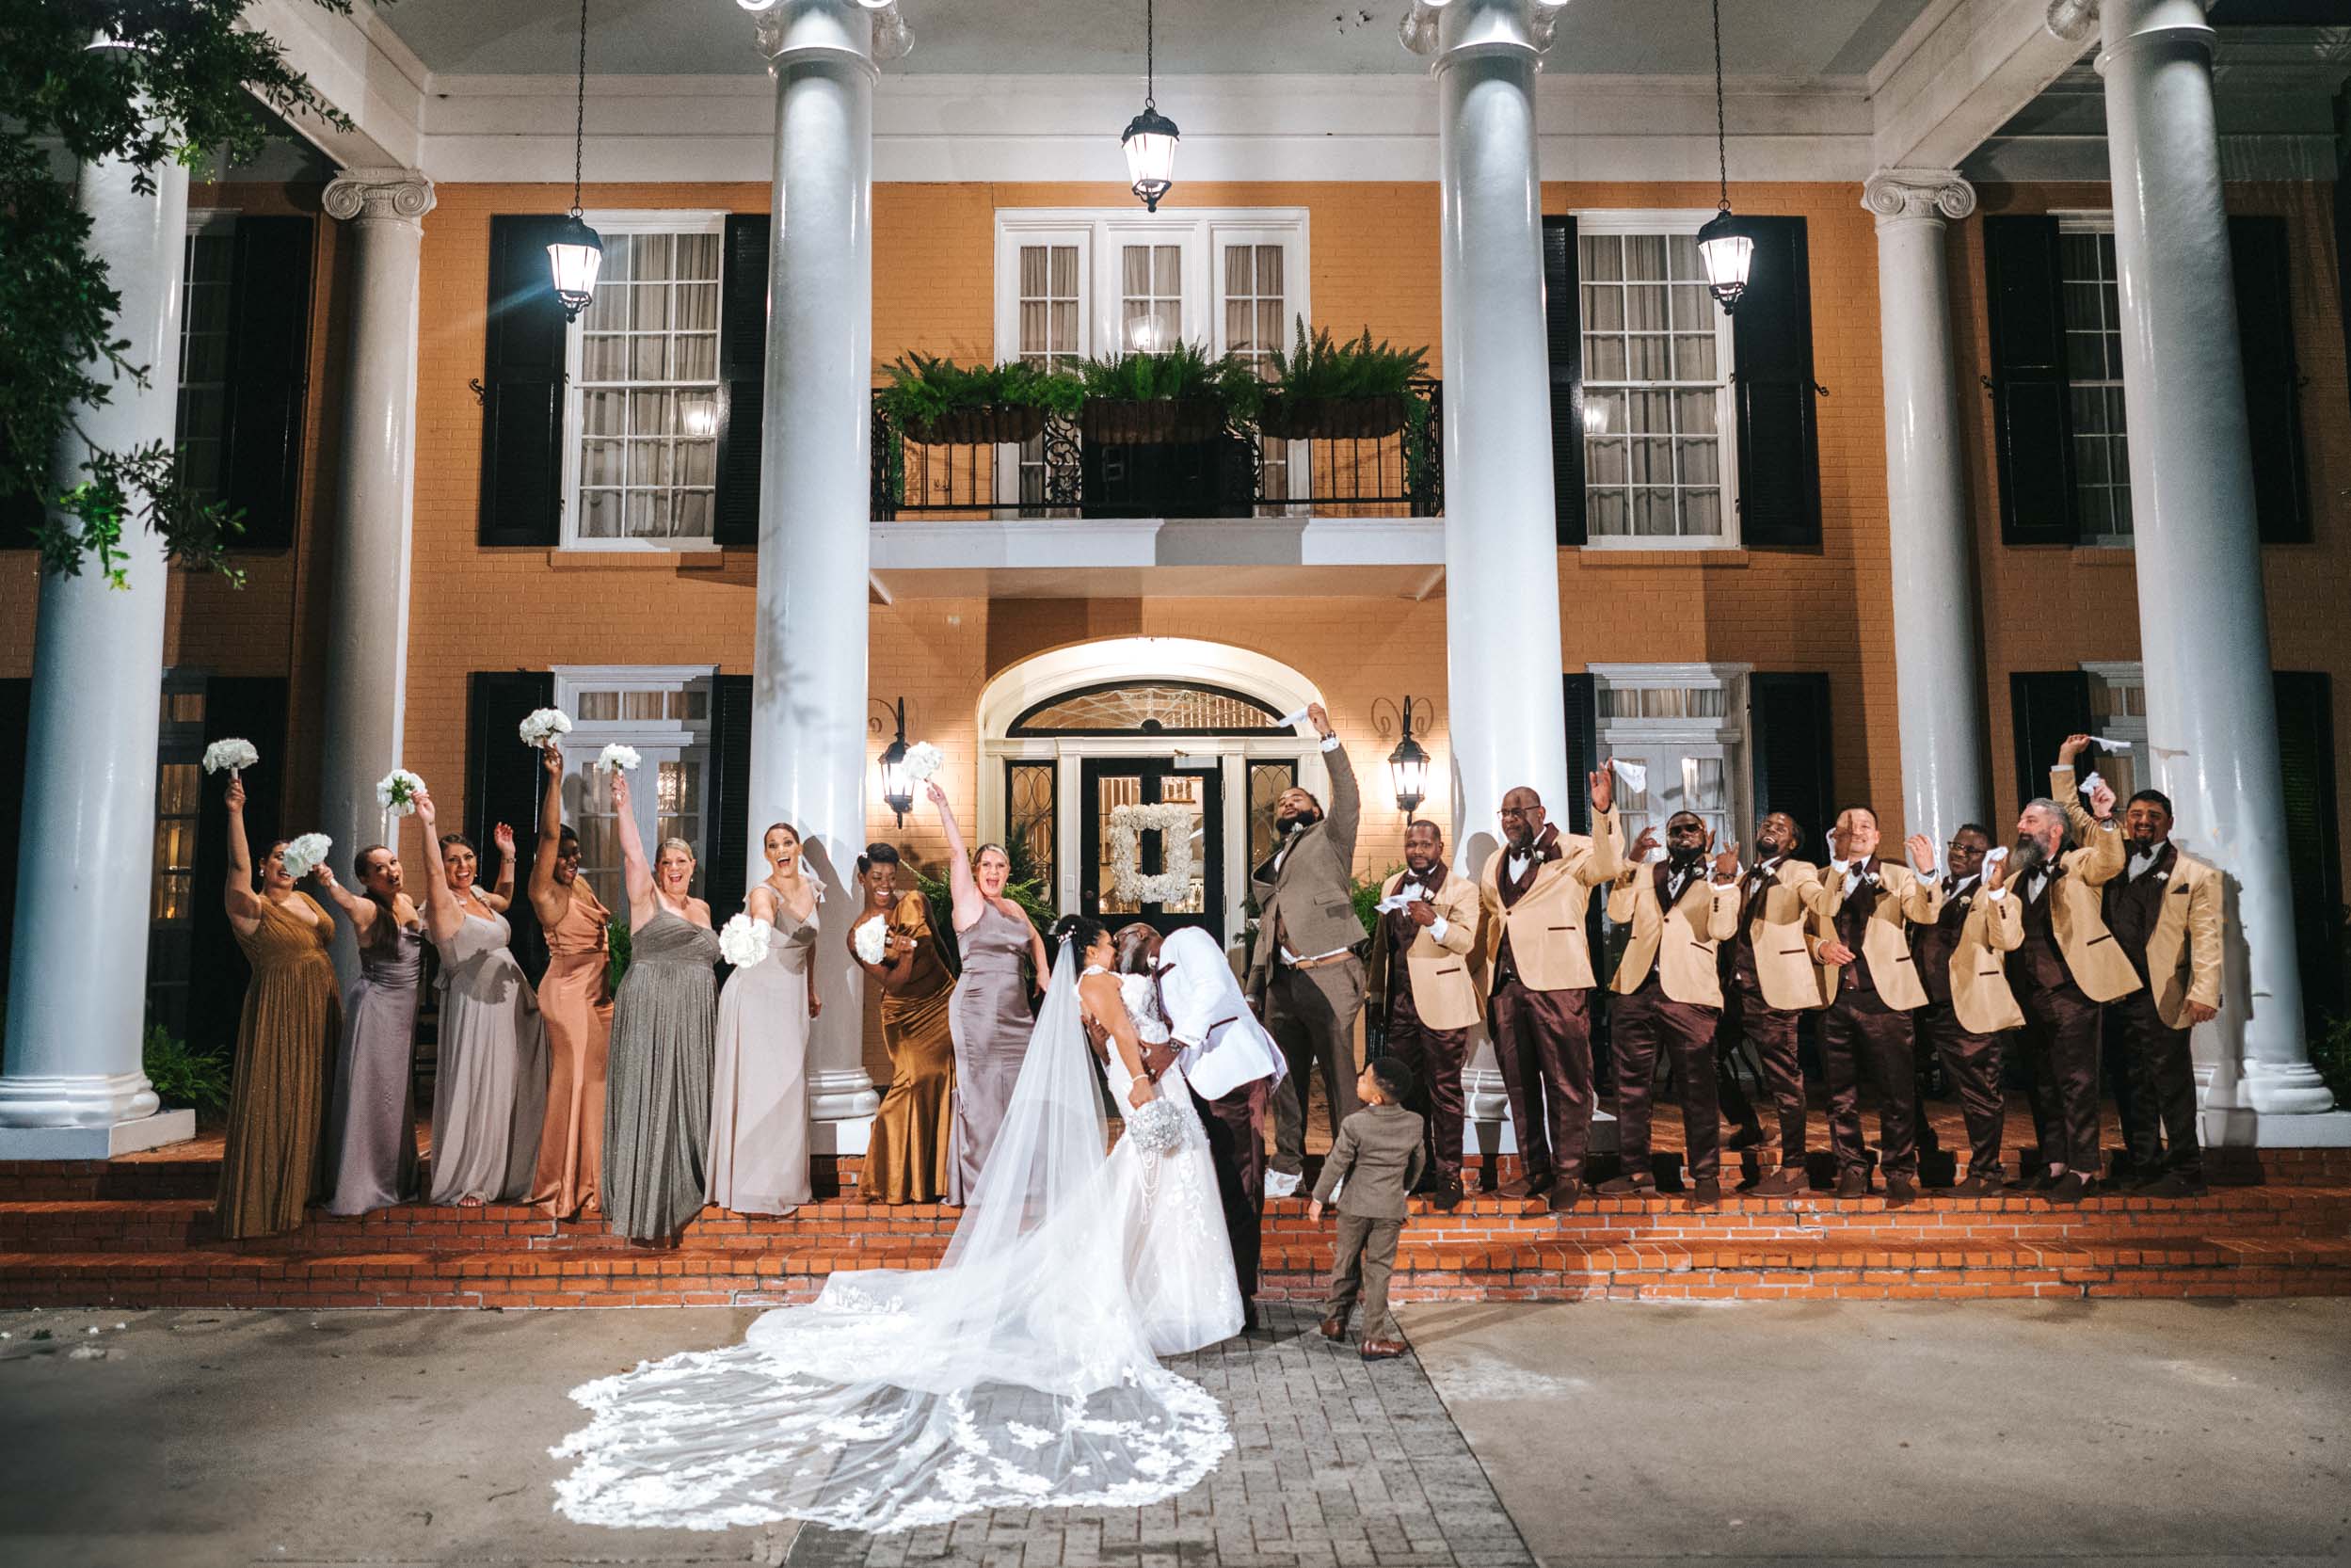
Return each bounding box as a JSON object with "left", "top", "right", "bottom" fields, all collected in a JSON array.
[
  {"left": 1984, "top": 845, "right": 2010, "bottom": 865},
  {"left": 1275, "top": 706, "right": 1312, "bottom": 730},
  {"left": 2080, "top": 770, "right": 2107, "bottom": 798},
  {"left": 1609, "top": 758, "right": 1648, "bottom": 792},
  {"left": 2094, "top": 733, "right": 2135, "bottom": 750},
  {"left": 1373, "top": 894, "right": 1415, "bottom": 914}
]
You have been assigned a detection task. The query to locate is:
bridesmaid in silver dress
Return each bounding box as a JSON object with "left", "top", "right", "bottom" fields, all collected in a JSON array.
[
  {"left": 708, "top": 823, "right": 821, "bottom": 1216},
  {"left": 415, "top": 792, "right": 547, "bottom": 1207},
  {"left": 312, "top": 845, "right": 424, "bottom": 1214},
  {"left": 602, "top": 769, "right": 721, "bottom": 1243},
  {"left": 926, "top": 781, "right": 1051, "bottom": 1204}
]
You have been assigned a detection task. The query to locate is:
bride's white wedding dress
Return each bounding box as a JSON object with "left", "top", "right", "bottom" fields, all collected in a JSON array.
[{"left": 551, "top": 948, "right": 1241, "bottom": 1533}]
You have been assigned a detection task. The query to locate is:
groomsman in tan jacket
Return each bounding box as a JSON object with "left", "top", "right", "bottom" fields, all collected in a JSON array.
[
  {"left": 1601, "top": 811, "right": 1742, "bottom": 1208},
  {"left": 1717, "top": 812, "right": 1825, "bottom": 1195},
  {"left": 1908, "top": 823, "right": 2025, "bottom": 1194},
  {"left": 1805, "top": 808, "right": 1943, "bottom": 1206},
  {"left": 1366, "top": 820, "right": 1483, "bottom": 1210},
  {"left": 1476, "top": 772, "right": 1623, "bottom": 1211},
  {"left": 2010, "top": 740, "right": 2137, "bottom": 1204}
]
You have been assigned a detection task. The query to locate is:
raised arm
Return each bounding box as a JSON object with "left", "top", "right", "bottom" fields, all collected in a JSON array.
[
  {"left": 310, "top": 862, "right": 378, "bottom": 940},
  {"left": 1309, "top": 704, "right": 1361, "bottom": 866},
  {"left": 612, "top": 770, "right": 657, "bottom": 926},
  {"left": 221, "top": 775, "right": 264, "bottom": 936},
  {"left": 413, "top": 790, "right": 463, "bottom": 944},
  {"left": 482, "top": 822, "right": 517, "bottom": 913},
  {"left": 926, "top": 781, "right": 986, "bottom": 933},
  {"left": 529, "top": 744, "right": 568, "bottom": 925}
]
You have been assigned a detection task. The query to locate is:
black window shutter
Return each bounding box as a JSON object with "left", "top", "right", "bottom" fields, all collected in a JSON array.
[
  {"left": 0, "top": 680, "right": 28, "bottom": 999},
  {"left": 221, "top": 216, "right": 313, "bottom": 550},
  {"left": 478, "top": 216, "right": 569, "bottom": 548},
  {"left": 186, "top": 677, "right": 291, "bottom": 1055},
  {"left": 713, "top": 215, "right": 770, "bottom": 549},
  {"left": 1543, "top": 216, "right": 1587, "bottom": 547},
  {"left": 2273, "top": 671, "right": 2342, "bottom": 1023},
  {"left": 1559, "top": 672, "right": 1598, "bottom": 835},
  {"left": 706, "top": 674, "right": 756, "bottom": 929},
  {"left": 2229, "top": 216, "right": 2311, "bottom": 545},
  {"left": 1750, "top": 672, "right": 1835, "bottom": 864},
  {"left": 1731, "top": 216, "right": 1822, "bottom": 550},
  {"left": 465, "top": 670, "right": 556, "bottom": 980},
  {"left": 2007, "top": 670, "right": 2096, "bottom": 814},
  {"left": 1984, "top": 216, "right": 2079, "bottom": 547},
  {"left": 3, "top": 487, "right": 42, "bottom": 549}
]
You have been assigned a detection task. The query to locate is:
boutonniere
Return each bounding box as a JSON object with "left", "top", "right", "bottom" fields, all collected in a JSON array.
[{"left": 2153, "top": 871, "right": 2169, "bottom": 883}]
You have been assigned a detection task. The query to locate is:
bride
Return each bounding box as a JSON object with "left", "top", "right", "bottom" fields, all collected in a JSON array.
[{"left": 552, "top": 914, "right": 1241, "bottom": 1532}]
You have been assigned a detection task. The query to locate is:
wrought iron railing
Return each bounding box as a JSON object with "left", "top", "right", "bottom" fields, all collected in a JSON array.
[{"left": 871, "top": 378, "right": 1442, "bottom": 521}]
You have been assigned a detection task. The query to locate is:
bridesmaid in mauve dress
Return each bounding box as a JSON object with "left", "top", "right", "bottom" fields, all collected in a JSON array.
[
  {"left": 526, "top": 743, "right": 614, "bottom": 1219},
  {"left": 312, "top": 845, "right": 423, "bottom": 1215},
  {"left": 602, "top": 769, "right": 722, "bottom": 1242},
  {"left": 414, "top": 791, "right": 547, "bottom": 1207},
  {"left": 848, "top": 844, "right": 956, "bottom": 1205},
  {"left": 214, "top": 776, "right": 343, "bottom": 1240},
  {"left": 708, "top": 823, "right": 821, "bottom": 1216},
  {"left": 926, "top": 782, "right": 1051, "bottom": 1204}
]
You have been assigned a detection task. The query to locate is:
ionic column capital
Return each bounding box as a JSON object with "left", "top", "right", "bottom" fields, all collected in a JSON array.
[
  {"left": 322, "top": 168, "right": 436, "bottom": 227},
  {"left": 1401, "top": 0, "right": 1568, "bottom": 66},
  {"left": 1863, "top": 168, "right": 1977, "bottom": 229},
  {"left": 753, "top": 0, "right": 911, "bottom": 76}
]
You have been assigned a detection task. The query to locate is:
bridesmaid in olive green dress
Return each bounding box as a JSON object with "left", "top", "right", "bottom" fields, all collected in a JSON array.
[{"left": 601, "top": 769, "right": 721, "bottom": 1243}]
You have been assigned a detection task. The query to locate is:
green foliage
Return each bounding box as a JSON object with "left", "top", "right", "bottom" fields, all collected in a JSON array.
[
  {"left": 2, "top": 1, "right": 355, "bottom": 586},
  {"left": 1077, "top": 342, "right": 1265, "bottom": 422},
  {"left": 913, "top": 847, "right": 1057, "bottom": 979},
  {"left": 1268, "top": 319, "right": 1430, "bottom": 402},
  {"left": 605, "top": 918, "right": 632, "bottom": 995},
  {"left": 1401, "top": 388, "right": 1439, "bottom": 512},
  {"left": 875, "top": 352, "right": 1084, "bottom": 432},
  {"left": 2313, "top": 1013, "right": 2351, "bottom": 1110},
  {"left": 1351, "top": 866, "right": 1404, "bottom": 937},
  {"left": 142, "top": 1023, "right": 231, "bottom": 1119}
]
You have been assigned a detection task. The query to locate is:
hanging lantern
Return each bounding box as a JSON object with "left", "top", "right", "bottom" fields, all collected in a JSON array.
[
  {"left": 1698, "top": 0, "right": 1751, "bottom": 315},
  {"left": 875, "top": 697, "right": 914, "bottom": 825},
  {"left": 551, "top": 0, "right": 603, "bottom": 321},
  {"left": 1121, "top": 0, "right": 1179, "bottom": 212},
  {"left": 1385, "top": 696, "right": 1432, "bottom": 817}
]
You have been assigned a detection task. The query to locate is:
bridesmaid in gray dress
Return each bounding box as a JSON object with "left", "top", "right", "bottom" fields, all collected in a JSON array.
[
  {"left": 926, "top": 782, "right": 1051, "bottom": 1204},
  {"left": 708, "top": 824, "right": 821, "bottom": 1216},
  {"left": 602, "top": 769, "right": 721, "bottom": 1242},
  {"left": 415, "top": 792, "right": 548, "bottom": 1207},
  {"left": 312, "top": 846, "right": 424, "bottom": 1214}
]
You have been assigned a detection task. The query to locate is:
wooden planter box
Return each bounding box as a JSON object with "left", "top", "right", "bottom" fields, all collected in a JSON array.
[
  {"left": 904, "top": 404, "right": 1049, "bottom": 446},
  {"left": 1080, "top": 397, "right": 1225, "bottom": 446},
  {"left": 1255, "top": 393, "right": 1409, "bottom": 442}
]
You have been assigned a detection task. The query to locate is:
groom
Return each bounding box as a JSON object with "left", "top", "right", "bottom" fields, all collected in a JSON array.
[{"left": 1120, "top": 922, "right": 1287, "bottom": 1332}]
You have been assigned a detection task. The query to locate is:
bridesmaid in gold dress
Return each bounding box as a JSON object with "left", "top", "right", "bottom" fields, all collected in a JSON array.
[
  {"left": 527, "top": 743, "right": 613, "bottom": 1219},
  {"left": 847, "top": 843, "right": 956, "bottom": 1204},
  {"left": 215, "top": 776, "right": 342, "bottom": 1240}
]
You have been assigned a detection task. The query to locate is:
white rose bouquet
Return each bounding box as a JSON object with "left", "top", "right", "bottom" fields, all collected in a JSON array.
[
  {"left": 597, "top": 743, "right": 641, "bottom": 773},
  {"left": 717, "top": 913, "right": 774, "bottom": 968},
  {"left": 280, "top": 833, "right": 333, "bottom": 880},
  {"left": 902, "top": 741, "right": 945, "bottom": 786},
  {"left": 852, "top": 917, "right": 889, "bottom": 966},
  {"left": 518, "top": 708, "right": 573, "bottom": 748},
  {"left": 202, "top": 738, "right": 259, "bottom": 776},
  {"left": 375, "top": 769, "right": 426, "bottom": 816}
]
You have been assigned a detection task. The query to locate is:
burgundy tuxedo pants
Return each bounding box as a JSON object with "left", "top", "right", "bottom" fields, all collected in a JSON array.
[
  {"left": 1191, "top": 1078, "right": 1271, "bottom": 1299},
  {"left": 1718, "top": 968, "right": 1807, "bottom": 1168},
  {"left": 2015, "top": 978, "right": 2103, "bottom": 1176},
  {"left": 1915, "top": 1000, "right": 2007, "bottom": 1178},
  {"left": 1822, "top": 989, "right": 1919, "bottom": 1178},
  {"left": 1383, "top": 986, "right": 1469, "bottom": 1184},
  {"left": 2110, "top": 991, "right": 2203, "bottom": 1182},
  {"left": 1487, "top": 977, "right": 1592, "bottom": 1185},
  {"left": 1611, "top": 973, "right": 1722, "bottom": 1183}
]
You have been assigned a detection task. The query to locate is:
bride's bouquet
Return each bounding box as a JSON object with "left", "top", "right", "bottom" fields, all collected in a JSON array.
[
  {"left": 852, "top": 917, "right": 889, "bottom": 965},
  {"left": 375, "top": 769, "right": 426, "bottom": 816},
  {"left": 202, "top": 738, "right": 259, "bottom": 776},
  {"left": 902, "top": 741, "right": 945, "bottom": 786},
  {"left": 280, "top": 833, "right": 333, "bottom": 880},
  {"left": 519, "top": 708, "right": 573, "bottom": 748},
  {"left": 717, "top": 913, "right": 773, "bottom": 968},
  {"left": 597, "top": 743, "right": 641, "bottom": 773},
  {"left": 1121, "top": 1094, "right": 1188, "bottom": 1157}
]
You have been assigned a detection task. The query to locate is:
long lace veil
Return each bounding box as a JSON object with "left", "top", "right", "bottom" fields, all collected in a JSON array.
[{"left": 552, "top": 942, "right": 1233, "bottom": 1533}]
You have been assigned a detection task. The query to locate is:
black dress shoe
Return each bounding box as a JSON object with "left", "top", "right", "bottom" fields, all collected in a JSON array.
[
  {"left": 1833, "top": 1169, "right": 1870, "bottom": 1200},
  {"left": 1949, "top": 1172, "right": 2005, "bottom": 1197},
  {"left": 2007, "top": 1168, "right": 2055, "bottom": 1193},
  {"left": 2134, "top": 1172, "right": 2208, "bottom": 1199},
  {"left": 1687, "top": 1177, "right": 1723, "bottom": 1210},
  {"left": 1430, "top": 1176, "right": 1465, "bottom": 1212},
  {"left": 1495, "top": 1173, "right": 1555, "bottom": 1200},
  {"left": 1240, "top": 1300, "right": 1261, "bottom": 1333},
  {"left": 1545, "top": 1179, "right": 1585, "bottom": 1213},
  {"left": 1884, "top": 1175, "right": 1919, "bottom": 1208},
  {"left": 1594, "top": 1174, "right": 1658, "bottom": 1196},
  {"left": 1752, "top": 1166, "right": 1808, "bottom": 1197},
  {"left": 2044, "top": 1171, "right": 2092, "bottom": 1206}
]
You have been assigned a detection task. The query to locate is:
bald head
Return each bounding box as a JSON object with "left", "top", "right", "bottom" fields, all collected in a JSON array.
[{"left": 1498, "top": 786, "right": 1546, "bottom": 850}]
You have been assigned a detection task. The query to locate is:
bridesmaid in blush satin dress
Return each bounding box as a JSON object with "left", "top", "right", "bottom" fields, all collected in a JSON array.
[
  {"left": 926, "top": 782, "right": 1051, "bottom": 1205},
  {"left": 526, "top": 742, "right": 614, "bottom": 1219},
  {"left": 414, "top": 791, "right": 547, "bottom": 1207},
  {"left": 312, "top": 845, "right": 424, "bottom": 1216},
  {"left": 708, "top": 823, "right": 821, "bottom": 1216}
]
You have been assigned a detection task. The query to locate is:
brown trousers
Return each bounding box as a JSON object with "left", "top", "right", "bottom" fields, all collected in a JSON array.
[
  {"left": 1384, "top": 984, "right": 1470, "bottom": 1183},
  {"left": 1611, "top": 973, "right": 1721, "bottom": 1183},
  {"left": 1718, "top": 968, "right": 1807, "bottom": 1168},
  {"left": 2016, "top": 978, "right": 2103, "bottom": 1176},
  {"left": 1267, "top": 959, "right": 1366, "bottom": 1176},
  {"left": 1191, "top": 1078, "right": 1271, "bottom": 1299},
  {"left": 1915, "top": 1000, "right": 2006, "bottom": 1178},
  {"left": 1822, "top": 989, "right": 1919, "bottom": 1178},
  {"left": 1322, "top": 1211, "right": 1405, "bottom": 1341},
  {"left": 2110, "top": 991, "right": 2203, "bottom": 1182},
  {"left": 1487, "top": 978, "right": 1593, "bottom": 1184}
]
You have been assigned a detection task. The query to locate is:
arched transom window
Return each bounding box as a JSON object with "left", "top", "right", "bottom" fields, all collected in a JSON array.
[{"left": 1010, "top": 680, "right": 1287, "bottom": 737}]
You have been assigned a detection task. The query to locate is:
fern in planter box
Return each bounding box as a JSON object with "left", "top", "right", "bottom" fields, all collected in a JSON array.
[
  {"left": 877, "top": 353, "right": 1082, "bottom": 446},
  {"left": 1076, "top": 342, "right": 1262, "bottom": 443},
  {"left": 1257, "top": 320, "right": 1431, "bottom": 441}
]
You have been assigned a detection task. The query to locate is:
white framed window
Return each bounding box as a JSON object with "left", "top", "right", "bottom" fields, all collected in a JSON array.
[
  {"left": 2057, "top": 215, "right": 2132, "bottom": 548},
  {"left": 175, "top": 211, "right": 238, "bottom": 504},
  {"left": 2082, "top": 661, "right": 2146, "bottom": 803},
  {"left": 560, "top": 213, "right": 726, "bottom": 552},
  {"left": 552, "top": 666, "right": 717, "bottom": 896},
  {"left": 1575, "top": 211, "right": 1739, "bottom": 547},
  {"left": 1590, "top": 663, "right": 1751, "bottom": 853}
]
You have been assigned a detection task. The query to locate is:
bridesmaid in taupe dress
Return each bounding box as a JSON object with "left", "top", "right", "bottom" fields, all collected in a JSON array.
[
  {"left": 527, "top": 742, "right": 613, "bottom": 1219},
  {"left": 925, "top": 782, "right": 1050, "bottom": 1204},
  {"left": 312, "top": 845, "right": 423, "bottom": 1215},
  {"left": 708, "top": 823, "right": 821, "bottom": 1216}
]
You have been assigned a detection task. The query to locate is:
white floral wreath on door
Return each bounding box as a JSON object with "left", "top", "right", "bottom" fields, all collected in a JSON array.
[{"left": 1108, "top": 802, "right": 1199, "bottom": 904}]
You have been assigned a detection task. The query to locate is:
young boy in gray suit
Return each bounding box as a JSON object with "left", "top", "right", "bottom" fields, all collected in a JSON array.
[{"left": 1310, "top": 1057, "right": 1427, "bottom": 1360}]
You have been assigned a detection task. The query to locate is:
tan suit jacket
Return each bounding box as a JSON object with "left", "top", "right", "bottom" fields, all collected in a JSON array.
[
  {"left": 1312, "top": 1102, "right": 1429, "bottom": 1219},
  {"left": 2042, "top": 765, "right": 2144, "bottom": 1003},
  {"left": 1245, "top": 740, "right": 1362, "bottom": 1004},
  {"left": 1936, "top": 881, "right": 2026, "bottom": 1035},
  {"left": 1739, "top": 857, "right": 1827, "bottom": 1012},
  {"left": 1365, "top": 868, "right": 1483, "bottom": 1032},
  {"left": 1475, "top": 809, "right": 1624, "bottom": 994},
  {"left": 1803, "top": 858, "right": 1943, "bottom": 1012},
  {"left": 1607, "top": 862, "right": 1740, "bottom": 1008},
  {"left": 2062, "top": 799, "right": 2222, "bottom": 1027}
]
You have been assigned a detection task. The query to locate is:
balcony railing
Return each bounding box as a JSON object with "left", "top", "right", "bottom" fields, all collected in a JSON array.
[{"left": 871, "top": 379, "right": 1442, "bottom": 522}]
